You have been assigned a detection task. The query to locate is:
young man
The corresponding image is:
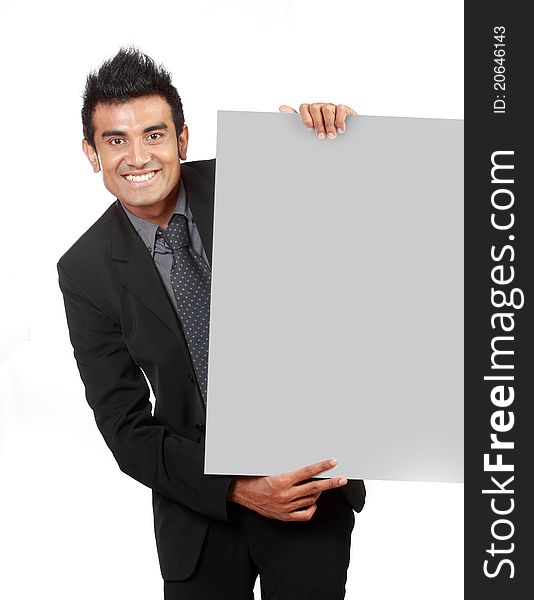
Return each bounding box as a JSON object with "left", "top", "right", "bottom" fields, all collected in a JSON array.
[{"left": 58, "top": 48, "right": 365, "bottom": 599}]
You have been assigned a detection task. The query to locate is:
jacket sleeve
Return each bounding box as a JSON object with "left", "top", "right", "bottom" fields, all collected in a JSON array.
[{"left": 57, "top": 261, "right": 235, "bottom": 521}]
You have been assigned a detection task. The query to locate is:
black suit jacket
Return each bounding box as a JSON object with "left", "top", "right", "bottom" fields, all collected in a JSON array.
[{"left": 58, "top": 159, "right": 365, "bottom": 581}]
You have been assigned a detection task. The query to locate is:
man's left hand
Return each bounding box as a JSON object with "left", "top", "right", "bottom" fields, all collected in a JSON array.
[{"left": 279, "top": 103, "right": 357, "bottom": 139}]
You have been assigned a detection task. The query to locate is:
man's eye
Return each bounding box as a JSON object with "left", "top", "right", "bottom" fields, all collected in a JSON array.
[
  {"left": 110, "top": 138, "right": 125, "bottom": 145},
  {"left": 147, "top": 133, "right": 162, "bottom": 141}
]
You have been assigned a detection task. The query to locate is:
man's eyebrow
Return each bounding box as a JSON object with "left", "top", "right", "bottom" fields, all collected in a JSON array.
[
  {"left": 143, "top": 122, "right": 168, "bottom": 134},
  {"left": 100, "top": 123, "right": 169, "bottom": 138},
  {"left": 101, "top": 129, "right": 127, "bottom": 138}
]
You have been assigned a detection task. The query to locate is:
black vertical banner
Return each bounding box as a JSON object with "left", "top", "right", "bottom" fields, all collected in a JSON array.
[{"left": 465, "top": 2, "right": 533, "bottom": 598}]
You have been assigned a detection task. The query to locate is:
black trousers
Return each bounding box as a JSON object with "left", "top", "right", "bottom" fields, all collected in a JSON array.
[{"left": 163, "top": 489, "right": 355, "bottom": 600}]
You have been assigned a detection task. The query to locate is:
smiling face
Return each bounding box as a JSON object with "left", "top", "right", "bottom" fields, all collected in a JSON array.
[{"left": 82, "top": 94, "right": 188, "bottom": 224}]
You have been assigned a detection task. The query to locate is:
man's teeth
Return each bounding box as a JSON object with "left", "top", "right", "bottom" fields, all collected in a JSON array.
[{"left": 125, "top": 171, "right": 157, "bottom": 182}]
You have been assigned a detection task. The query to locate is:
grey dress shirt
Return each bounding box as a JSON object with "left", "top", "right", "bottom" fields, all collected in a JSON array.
[{"left": 122, "top": 179, "right": 210, "bottom": 312}]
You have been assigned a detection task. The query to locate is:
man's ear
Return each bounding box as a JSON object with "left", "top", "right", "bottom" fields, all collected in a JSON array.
[
  {"left": 178, "top": 124, "right": 189, "bottom": 161},
  {"left": 82, "top": 138, "right": 101, "bottom": 172}
]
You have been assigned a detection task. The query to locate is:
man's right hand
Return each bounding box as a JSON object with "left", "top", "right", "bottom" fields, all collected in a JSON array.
[{"left": 227, "top": 459, "right": 347, "bottom": 522}]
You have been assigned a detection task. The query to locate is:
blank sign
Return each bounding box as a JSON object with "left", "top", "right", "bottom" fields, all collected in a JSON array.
[{"left": 205, "top": 112, "right": 463, "bottom": 483}]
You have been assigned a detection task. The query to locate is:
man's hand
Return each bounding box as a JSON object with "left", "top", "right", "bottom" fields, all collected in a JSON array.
[
  {"left": 279, "top": 103, "right": 357, "bottom": 139},
  {"left": 227, "top": 458, "right": 347, "bottom": 521}
]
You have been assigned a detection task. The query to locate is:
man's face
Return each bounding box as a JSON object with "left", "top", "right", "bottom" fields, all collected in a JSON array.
[{"left": 82, "top": 94, "right": 188, "bottom": 220}]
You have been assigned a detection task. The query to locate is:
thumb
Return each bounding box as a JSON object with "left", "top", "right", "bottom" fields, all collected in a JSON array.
[{"left": 279, "top": 104, "right": 298, "bottom": 113}]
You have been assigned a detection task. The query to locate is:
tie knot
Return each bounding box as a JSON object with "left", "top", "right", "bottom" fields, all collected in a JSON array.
[{"left": 158, "top": 214, "right": 190, "bottom": 251}]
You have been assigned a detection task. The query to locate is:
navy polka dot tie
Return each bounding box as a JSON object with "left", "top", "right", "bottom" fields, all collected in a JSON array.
[{"left": 157, "top": 214, "right": 211, "bottom": 405}]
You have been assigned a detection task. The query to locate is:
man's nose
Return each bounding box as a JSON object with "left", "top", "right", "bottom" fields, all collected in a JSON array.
[{"left": 125, "top": 139, "right": 151, "bottom": 168}]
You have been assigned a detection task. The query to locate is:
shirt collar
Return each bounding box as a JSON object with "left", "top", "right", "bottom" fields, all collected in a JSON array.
[{"left": 121, "top": 179, "right": 188, "bottom": 256}]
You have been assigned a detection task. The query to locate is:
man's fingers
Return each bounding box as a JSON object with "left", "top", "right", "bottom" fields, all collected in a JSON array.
[
  {"left": 334, "top": 105, "right": 348, "bottom": 133},
  {"left": 336, "top": 104, "right": 357, "bottom": 132},
  {"left": 294, "top": 476, "right": 347, "bottom": 499},
  {"left": 284, "top": 458, "right": 338, "bottom": 485},
  {"left": 289, "top": 492, "right": 321, "bottom": 510},
  {"left": 298, "top": 104, "right": 314, "bottom": 129},
  {"left": 293, "top": 103, "right": 357, "bottom": 137},
  {"left": 288, "top": 502, "right": 318, "bottom": 522},
  {"left": 321, "top": 104, "right": 337, "bottom": 138},
  {"left": 308, "top": 103, "right": 326, "bottom": 138},
  {"left": 279, "top": 104, "right": 297, "bottom": 113}
]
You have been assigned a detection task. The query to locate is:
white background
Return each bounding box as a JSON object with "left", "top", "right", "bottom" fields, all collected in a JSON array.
[{"left": 0, "top": 1, "right": 463, "bottom": 598}]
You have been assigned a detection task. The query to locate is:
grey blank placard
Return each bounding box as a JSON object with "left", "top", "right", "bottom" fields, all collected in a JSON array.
[{"left": 205, "top": 112, "right": 463, "bottom": 483}]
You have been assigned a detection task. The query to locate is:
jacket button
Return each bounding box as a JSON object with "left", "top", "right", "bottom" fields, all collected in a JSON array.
[
  {"left": 187, "top": 373, "right": 195, "bottom": 384},
  {"left": 195, "top": 423, "right": 205, "bottom": 432}
]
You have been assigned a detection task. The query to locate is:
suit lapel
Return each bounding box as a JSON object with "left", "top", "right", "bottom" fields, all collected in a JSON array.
[
  {"left": 181, "top": 162, "right": 215, "bottom": 264},
  {"left": 111, "top": 200, "right": 187, "bottom": 351}
]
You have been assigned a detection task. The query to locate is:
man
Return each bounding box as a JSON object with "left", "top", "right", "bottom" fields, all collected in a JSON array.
[{"left": 58, "top": 48, "right": 365, "bottom": 599}]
